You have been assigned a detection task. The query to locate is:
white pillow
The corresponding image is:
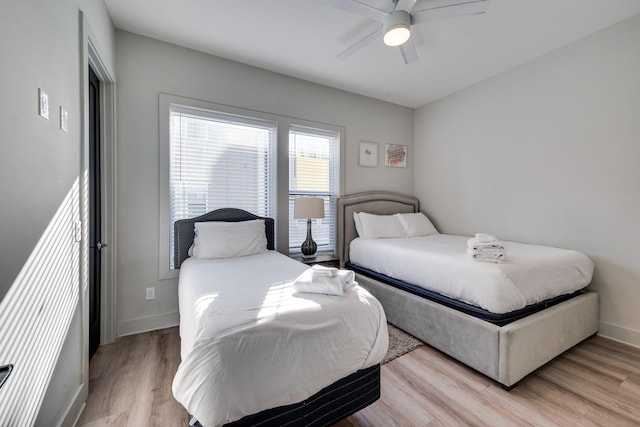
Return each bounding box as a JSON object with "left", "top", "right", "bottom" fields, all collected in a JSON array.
[
  {"left": 357, "top": 212, "right": 406, "bottom": 239},
  {"left": 394, "top": 212, "right": 438, "bottom": 237},
  {"left": 192, "top": 220, "right": 267, "bottom": 259},
  {"left": 353, "top": 212, "right": 365, "bottom": 238}
]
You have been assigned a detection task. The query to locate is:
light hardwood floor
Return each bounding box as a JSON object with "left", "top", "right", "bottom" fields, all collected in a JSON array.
[{"left": 77, "top": 327, "right": 640, "bottom": 426}]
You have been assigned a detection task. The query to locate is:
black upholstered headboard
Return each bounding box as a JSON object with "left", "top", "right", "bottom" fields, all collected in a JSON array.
[{"left": 173, "top": 208, "right": 275, "bottom": 268}]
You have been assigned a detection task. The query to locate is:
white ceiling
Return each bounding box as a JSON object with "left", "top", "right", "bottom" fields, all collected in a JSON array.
[{"left": 104, "top": 0, "right": 640, "bottom": 108}]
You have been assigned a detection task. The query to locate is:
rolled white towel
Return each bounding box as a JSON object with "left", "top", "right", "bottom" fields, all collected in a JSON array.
[
  {"left": 293, "top": 268, "right": 356, "bottom": 296},
  {"left": 311, "top": 264, "right": 338, "bottom": 278}
]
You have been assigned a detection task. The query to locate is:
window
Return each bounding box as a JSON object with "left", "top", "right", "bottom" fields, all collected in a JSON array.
[
  {"left": 169, "top": 105, "right": 276, "bottom": 268},
  {"left": 160, "top": 94, "right": 345, "bottom": 278},
  {"left": 288, "top": 126, "right": 339, "bottom": 254}
]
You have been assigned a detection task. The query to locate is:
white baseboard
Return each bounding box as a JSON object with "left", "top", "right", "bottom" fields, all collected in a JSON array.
[
  {"left": 597, "top": 320, "right": 640, "bottom": 349},
  {"left": 117, "top": 311, "right": 179, "bottom": 337},
  {"left": 60, "top": 382, "right": 87, "bottom": 427}
]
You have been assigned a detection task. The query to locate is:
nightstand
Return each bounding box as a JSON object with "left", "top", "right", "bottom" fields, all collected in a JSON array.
[{"left": 291, "top": 253, "right": 340, "bottom": 268}]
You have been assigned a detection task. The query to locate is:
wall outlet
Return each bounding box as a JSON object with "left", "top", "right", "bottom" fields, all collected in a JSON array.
[{"left": 145, "top": 287, "right": 155, "bottom": 301}]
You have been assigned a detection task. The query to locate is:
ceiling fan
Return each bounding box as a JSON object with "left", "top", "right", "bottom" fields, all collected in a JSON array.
[{"left": 322, "top": 0, "right": 491, "bottom": 64}]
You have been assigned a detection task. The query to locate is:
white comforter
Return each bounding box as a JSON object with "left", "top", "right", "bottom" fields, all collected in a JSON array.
[
  {"left": 350, "top": 234, "right": 594, "bottom": 314},
  {"left": 172, "top": 251, "right": 388, "bottom": 427}
]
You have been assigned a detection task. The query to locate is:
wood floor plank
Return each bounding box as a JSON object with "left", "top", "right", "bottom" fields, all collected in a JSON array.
[
  {"left": 78, "top": 328, "right": 187, "bottom": 426},
  {"left": 79, "top": 328, "right": 640, "bottom": 427},
  {"left": 514, "top": 374, "right": 592, "bottom": 420},
  {"left": 387, "top": 352, "right": 512, "bottom": 426},
  {"left": 536, "top": 364, "right": 640, "bottom": 425},
  {"left": 406, "top": 344, "right": 493, "bottom": 393},
  {"left": 569, "top": 340, "right": 640, "bottom": 378},
  {"left": 379, "top": 359, "right": 436, "bottom": 425},
  {"left": 481, "top": 381, "right": 582, "bottom": 427}
]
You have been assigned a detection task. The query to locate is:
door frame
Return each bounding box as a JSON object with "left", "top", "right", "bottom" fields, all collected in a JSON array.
[
  {"left": 63, "top": 11, "right": 117, "bottom": 425},
  {"left": 81, "top": 13, "right": 117, "bottom": 351}
]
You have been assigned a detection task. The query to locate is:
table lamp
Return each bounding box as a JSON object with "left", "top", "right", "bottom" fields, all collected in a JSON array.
[{"left": 293, "top": 198, "right": 325, "bottom": 258}]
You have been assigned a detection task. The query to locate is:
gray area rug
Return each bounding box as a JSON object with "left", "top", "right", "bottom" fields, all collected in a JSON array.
[{"left": 382, "top": 323, "right": 424, "bottom": 364}]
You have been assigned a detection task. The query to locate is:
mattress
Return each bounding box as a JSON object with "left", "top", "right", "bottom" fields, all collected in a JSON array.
[
  {"left": 349, "top": 234, "right": 594, "bottom": 314},
  {"left": 172, "top": 251, "right": 388, "bottom": 427}
]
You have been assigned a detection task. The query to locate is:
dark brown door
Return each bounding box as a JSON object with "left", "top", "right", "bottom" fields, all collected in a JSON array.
[{"left": 88, "top": 66, "right": 101, "bottom": 359}]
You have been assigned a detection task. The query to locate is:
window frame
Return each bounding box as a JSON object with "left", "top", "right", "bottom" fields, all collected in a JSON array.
[
  {"left": 168, "top": 104, "right": 277, "bottom": 269},
  {"left": 159, "top": 94, "right": 345, "bottom": 280},
  {"left": 288, "top": 125, "right": 340, "bottom": 255}
]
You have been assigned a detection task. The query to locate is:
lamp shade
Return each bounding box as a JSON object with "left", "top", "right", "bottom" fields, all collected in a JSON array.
[{"left": 294, "top": 198, "right": 325, "bottom": 219}]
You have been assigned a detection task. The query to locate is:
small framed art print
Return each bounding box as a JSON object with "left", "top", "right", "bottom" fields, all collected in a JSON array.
[
  {"left": 358, "top": 141, "right": 378, "bottom": 167},
  {"left": 385, "top": 144, "right": 407, "bottom": 168}
]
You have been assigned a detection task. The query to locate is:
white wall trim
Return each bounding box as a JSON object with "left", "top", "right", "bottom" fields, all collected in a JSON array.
[
  {"left": 117, "top": 311, "right": 180, "bottom": 337},
  {"left": 598, "top": 321, "right": 640, "bottom": 349},
  {"left": 59, "top": 383, "right": 87, "bottom": 427}
]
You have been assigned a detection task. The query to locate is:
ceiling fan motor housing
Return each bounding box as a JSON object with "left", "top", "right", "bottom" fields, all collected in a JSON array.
[{"left": 383, "top": 10, "right": 411, "bottom": 46}]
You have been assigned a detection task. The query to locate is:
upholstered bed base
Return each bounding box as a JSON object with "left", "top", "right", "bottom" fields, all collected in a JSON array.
[
  {"left": 338, "top": 192, "right": 599, "bottom": 388},
  {"left": 357, "top": 273, "right": 597, "bottom": 387}
]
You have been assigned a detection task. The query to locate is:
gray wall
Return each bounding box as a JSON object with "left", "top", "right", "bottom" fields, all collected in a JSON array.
[
  {"left": 115, "top": 31, "right": 414, "bottom": 335},
  {"left": 414, "top": 13, "right": 640, "bottom": 346},
  {"left": 0, "top": 0, "right": 114, "bottom": 425}
]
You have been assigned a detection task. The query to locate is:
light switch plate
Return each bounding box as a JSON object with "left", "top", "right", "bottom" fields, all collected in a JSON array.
[
  {"left": 38, "top": 88, "right": 49, "bottom": 119},
  {"left": 73, "top": 221, "right": 82, "bottom": 242},
  {"left": 59, "top": 106, "right": 68, "bottom": 132}
]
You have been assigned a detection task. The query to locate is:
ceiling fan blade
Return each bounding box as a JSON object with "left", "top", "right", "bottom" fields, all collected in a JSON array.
[
  {"left": 321, "top": 0, "right": 388, "bottom": 21},
  {"left": 411, "top": 0, "right": 490, "bottom": 24},
  {"left": 394, "top": 0, "right": 417, "bottom": 12},
  {"left": 337, "top": 27, "right": 383, "bottom": 60},
  {"left": 399, "top": 39, "right": 419, "bottom": 64}
]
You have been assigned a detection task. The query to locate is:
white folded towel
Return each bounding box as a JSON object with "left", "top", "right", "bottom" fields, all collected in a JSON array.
[
  {"left": 466, "top": 247, "right": 505, "bottom": 257},
  {"left": 467, "top": 235, "right": 503, "bottom": 249},
  {"left": 469, "top": 243, "right": 506, "bottom": 252},
  {"left": 467, "top": 233, "right": 507, "bottom": 263},
  {"left": 293, "top": 267, "right": 356, "bottom": 296},
  {"left": 311, "top": 264, "right": 338, "bottom": 278},
  {"left": 475, "top": 233, "right": 497, "bottom": 242},
  {"left": 469, "top": 253, "right": 507, "bottom": 264}
]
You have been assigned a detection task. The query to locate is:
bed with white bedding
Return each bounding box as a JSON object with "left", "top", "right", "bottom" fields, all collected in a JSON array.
[
  {"left": 171, "top": 208, "right": 388, "bottom": 427},
  {"left": 337, "top": 192, "right": 599, "bottom": 388},
  {"left": 349, "top": 234, "right": 593, "bottom": 315}
]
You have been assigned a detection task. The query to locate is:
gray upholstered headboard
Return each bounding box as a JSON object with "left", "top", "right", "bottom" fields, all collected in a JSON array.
[
  {"left": 337, "top": 192, "right": 419, "bottom": 267},
  {"left": 173, "top": 208, "right": 275, "bottom": 268}
]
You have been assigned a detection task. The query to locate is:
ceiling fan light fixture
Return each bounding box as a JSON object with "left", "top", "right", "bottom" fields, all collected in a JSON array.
[{"left": 383, "top": 10, "right": 411, "bottom": 46}]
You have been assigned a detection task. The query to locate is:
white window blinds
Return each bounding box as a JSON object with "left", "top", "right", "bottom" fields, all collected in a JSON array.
[
  {"left": 288, "top": 125, "right": 339, "bottom": 254},
  {"left": 169, "top": 105, "right": 276, "bottom": 267}
]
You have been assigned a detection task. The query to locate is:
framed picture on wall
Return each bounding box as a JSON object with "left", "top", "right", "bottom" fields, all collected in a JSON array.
[
  {"left": 358, "top": 141, "right": 378, "bottom": 167},
  {"left": 385, "top": 144, "right": 407, "bottom": 168}
]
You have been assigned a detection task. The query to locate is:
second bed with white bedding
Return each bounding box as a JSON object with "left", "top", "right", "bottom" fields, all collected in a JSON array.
[
  {"left": 350, "top": 234, "right": 594, "bottom": 314},
  {"left": 172, "top": 250, "right": 388, "bottom": 427}
]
